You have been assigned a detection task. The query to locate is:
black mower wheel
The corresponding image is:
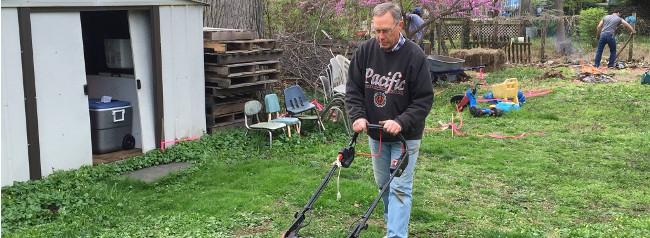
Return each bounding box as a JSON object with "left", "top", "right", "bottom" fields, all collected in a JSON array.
[{"left": 122, "top": 134, "right": 136, "bottom": 150}]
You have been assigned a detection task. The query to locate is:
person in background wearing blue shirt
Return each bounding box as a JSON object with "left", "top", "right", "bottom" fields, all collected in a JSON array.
[
  {"left": 406, "top": 8, "right": 425, "bottom": 49},
  {"left": 593, "top": 9, "right": 636, "bottom": 68}
]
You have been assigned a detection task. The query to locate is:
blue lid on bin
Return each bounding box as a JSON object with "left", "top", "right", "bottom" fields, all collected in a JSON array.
[{"left": 88, "top": 98, "right": 131, "bottom": 109}]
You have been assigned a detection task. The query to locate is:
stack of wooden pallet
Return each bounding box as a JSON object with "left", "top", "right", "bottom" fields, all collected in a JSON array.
[{"left": 203, "top": 28, "right": 283, "bottom": 133}]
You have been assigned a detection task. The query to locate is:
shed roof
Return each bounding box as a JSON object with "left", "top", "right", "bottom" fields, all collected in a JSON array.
[{"left": 1, "top": 0, "right": 206, "bottom": 8}]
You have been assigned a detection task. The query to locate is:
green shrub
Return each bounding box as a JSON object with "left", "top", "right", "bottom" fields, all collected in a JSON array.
[{"left": 578, "top": 7, "right": 608, "bottom": 47}]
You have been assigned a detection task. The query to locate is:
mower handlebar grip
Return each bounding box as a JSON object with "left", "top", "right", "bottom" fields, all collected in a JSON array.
[{"left": 363, "top": 124, "right": 408, "bottom": 144}]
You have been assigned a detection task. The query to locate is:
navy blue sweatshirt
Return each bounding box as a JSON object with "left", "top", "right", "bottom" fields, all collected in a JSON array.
[{"left": 345, "top": 38, "right": 434, "bottom": 142}]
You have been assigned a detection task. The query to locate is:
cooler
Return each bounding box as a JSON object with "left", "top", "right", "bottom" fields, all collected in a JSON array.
[{"left": 89, "top": 99, "right": 135, "bottom": 154}]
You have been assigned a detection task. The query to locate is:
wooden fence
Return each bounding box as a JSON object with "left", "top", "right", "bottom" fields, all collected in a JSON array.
[
  {"left": 466, "top": 35, "right": 532, "bottom": 63},
  {"left": 504, "top": 36, "right": 532, "bottom": 63}
]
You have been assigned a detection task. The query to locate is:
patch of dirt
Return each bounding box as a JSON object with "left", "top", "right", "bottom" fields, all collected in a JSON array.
[
  {"left": 541, "top": 200, "right": 556, "bottom": 211},
  {"left": 232, "top": 220, "right": 272, "bottom": 237},
  {"left": 535, "top": 69, "right": 568, "bottom": 80},
  {"left": 604, "top": 68, "right": 648, "bottom": 83}
]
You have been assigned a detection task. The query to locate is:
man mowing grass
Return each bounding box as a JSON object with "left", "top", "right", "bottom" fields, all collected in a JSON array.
[{"left": 345, "top": 2, "right": 434, "bottom": 237}]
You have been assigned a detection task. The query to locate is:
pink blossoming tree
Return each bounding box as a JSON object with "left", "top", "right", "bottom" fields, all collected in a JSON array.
[{"left": 299, "top": 0, "right": 500, "bottom": 43}]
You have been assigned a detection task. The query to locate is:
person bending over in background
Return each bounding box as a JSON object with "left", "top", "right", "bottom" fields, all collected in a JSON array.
[{"left": 594, "top": 9, "right": 636, "bottom": 68}]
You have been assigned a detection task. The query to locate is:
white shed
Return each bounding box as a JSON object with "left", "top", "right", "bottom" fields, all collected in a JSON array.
[{"left": 1, "top": 0, "right": 206, "bottom": 186}]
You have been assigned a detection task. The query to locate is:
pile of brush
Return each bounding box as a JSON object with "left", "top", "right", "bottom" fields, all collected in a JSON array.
[{"left": 574, "top": 64, "right": 617, "bottom": 83}]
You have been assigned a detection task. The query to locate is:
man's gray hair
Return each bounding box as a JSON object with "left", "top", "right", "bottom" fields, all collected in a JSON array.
[{"left": 373, "top": 2, "right": 402, "bottom": 24}]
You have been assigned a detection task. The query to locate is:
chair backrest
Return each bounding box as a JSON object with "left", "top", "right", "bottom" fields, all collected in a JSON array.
[
  {"left": 244, "top": 100, "right": 262, "bottom": 126},
  {"left": 245, "top": 100, "right": 262, "bottom": 116},
  {"left": 264, "top": 94, "right": 281, "bottom": 114},
  {"left": 319, "top": 75, "right": 332, "bottom": 99},
  {"left": 329, "top": 57, "right": 344, "bottom": 88},
  {"left": 284, "top": 85, "right": 309, "bottom": 110},
  {"left": 335, "top": 55, "right": 350, "bottom": 83}
]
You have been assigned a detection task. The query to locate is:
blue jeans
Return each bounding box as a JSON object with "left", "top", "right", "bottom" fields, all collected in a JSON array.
[
  {"left": 594, "top": 33, "right": 616, "bottom": 67},
  {"left": 369, "top": 137, "right": 421, "bottom": 238}
]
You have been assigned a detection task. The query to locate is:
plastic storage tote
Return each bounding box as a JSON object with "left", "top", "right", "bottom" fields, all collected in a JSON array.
[{"left": 89, "top": 99, "right": 135, "bottom": 154}]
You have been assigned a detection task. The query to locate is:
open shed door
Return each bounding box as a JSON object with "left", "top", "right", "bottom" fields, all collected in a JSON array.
[
  {"left": 128, "top": 10, "right": 156, "bottom": 151},
  {"left": 31, "top": 12, "right": 92, "bottom": 176}
]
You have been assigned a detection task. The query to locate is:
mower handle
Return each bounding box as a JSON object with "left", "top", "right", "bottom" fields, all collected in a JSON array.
[
  {"left": 345, "top": 123, "right": 410, "bottom": 238},
  {"left": 349, "top": 123, "right": 407, "bottom": 146},
  {"left": 366, "top": 123, "right": 383, "bottom": 130}
]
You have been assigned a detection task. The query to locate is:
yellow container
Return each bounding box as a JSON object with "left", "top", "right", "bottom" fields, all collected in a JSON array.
[{"left": 491, "top": 78, "right": 519, "bottom": 105}]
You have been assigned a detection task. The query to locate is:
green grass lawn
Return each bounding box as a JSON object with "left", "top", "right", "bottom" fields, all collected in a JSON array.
[{"left": 2, "top": 66, "right": 650, "bottom": 237}]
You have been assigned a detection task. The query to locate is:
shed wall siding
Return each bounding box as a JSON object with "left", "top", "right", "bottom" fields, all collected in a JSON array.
[
  {"left": 159, "top": 5, "right": 205, "bottom": 141},
  {"left": 31, "top": 12, "right": 93, "bottom": 176},
  {"left": 1, "top": 8, "right": 31, "bottom": 186}
]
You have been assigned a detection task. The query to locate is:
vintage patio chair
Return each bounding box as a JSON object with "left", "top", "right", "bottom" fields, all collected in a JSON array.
[
  {"left": 316, "top": 75, "right": 334, "bottom": 103},
  {"left": 244, "top": 100, "right": 286, "bottom": 148},
  {"left": 319, "top": 96, "right": 352, "bottom": 135},
  {"left": 314, "top": 57, "right": 352, "bottom": 135},
  {"left": 335, "top": 54, "right": 350, "bottom": 84},
  {"left": 284, "top": 85, "right": 325, "bottom": 131},
  {"left": 264, "top": 94, "right": 301, "bottom": 137},
  {"left": 329, "top": 57, "right": 346, "bottom": 96}
]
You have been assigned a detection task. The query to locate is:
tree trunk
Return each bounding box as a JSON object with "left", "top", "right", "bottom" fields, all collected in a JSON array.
[
  {"left": 541, "top": 16, "right": 547, "bottom": 62},
  {"left": 628, "top": 12, "right": 636, "bottom": 62},
  {"left": 203, "top": 0, "right": 265, "bottom": 38},
  {"left": 554, "top": 0, "right": 567, "bottom": 53}
]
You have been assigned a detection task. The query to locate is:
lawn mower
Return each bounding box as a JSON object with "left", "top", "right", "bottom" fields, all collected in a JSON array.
[
  {"left": 450, "top": 82, "right": 504, "bottom": 117},
  {"left": 282, "top": 124, "right": 409, "bottom": 238}
]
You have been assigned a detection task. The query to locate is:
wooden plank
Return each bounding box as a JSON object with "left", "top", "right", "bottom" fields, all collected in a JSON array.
[
  {"left": 257, "top": 72, "right": 280, "bottom": 81},
  {"left": 203, "top": 28, "right": 255, "bottom": 41},
  {"left": 202, "top": 39, "right": 277, "bottom": 52},
  {"left": 220, "top": 79, "right": 277, "bottom": 89},
  {"left": 204, "top": 40, "right": 253, "bottom": 52},
  {"left": 206, "top": 93, "right": 253, "bottom": 104},
  {"left": 206, "top": 112, "right": 245, "bottom": 127},
  {"left": 249, "top": 39, "right": 277, "bottom": 50},
  {"left": 205, "top": 60, "right": 280, "bottom": 76},
  {"left": 205, "top": 75, "right": 257, "bottom": 88},
  {"left": 205, "top": 63, "right": 254, "bottom": 76},
  {"left": 205, "top": 83, "right": 268, "bottom": 97},
  {"left": 93, "top": 148, "right": 142, "bottom": 166},
  {"left": 205, "top": 60, "right": 280, "bottom": 77},
  {"left": 207, "top": 118, "right": 251, "bottom": 134},
  {"left": 506, "top": 41, "right": 513, "bottom": 63},
  {"left": 205, "top": 99, "right": 249, "bottom": 116},
  {"left": 526, "top": 37, "right": 533, "bottom": 63},
  {"left": 204, "top": 49, "right": 283, "bottom": 65}
]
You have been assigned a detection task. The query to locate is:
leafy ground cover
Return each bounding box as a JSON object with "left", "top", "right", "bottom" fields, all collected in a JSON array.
[{"left": 2, "top": 66, "right": 649, "bottom": 237}]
